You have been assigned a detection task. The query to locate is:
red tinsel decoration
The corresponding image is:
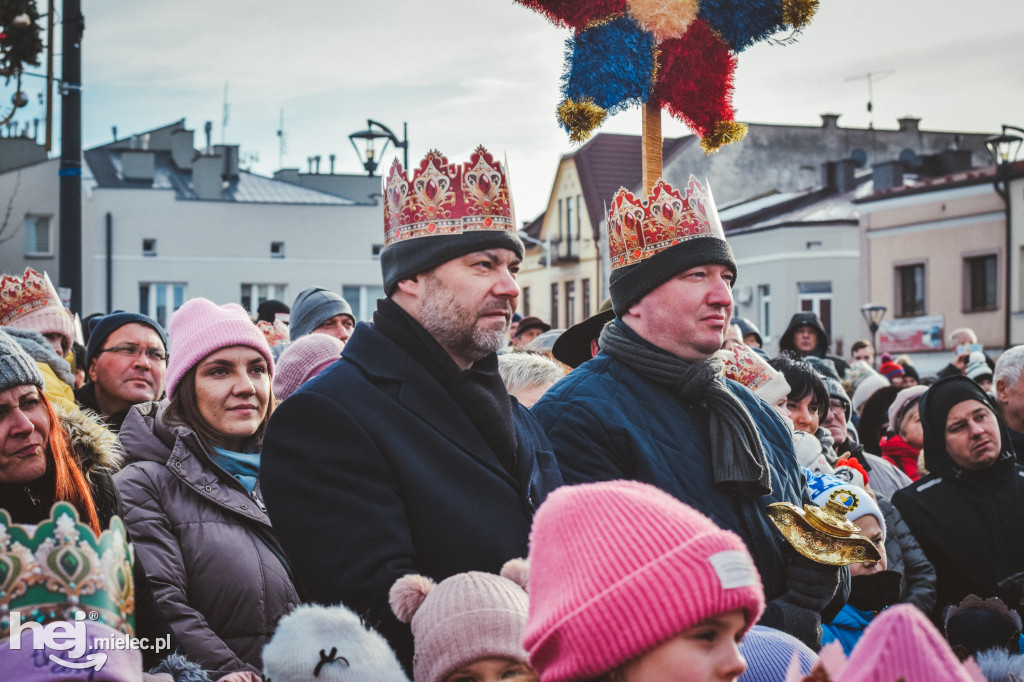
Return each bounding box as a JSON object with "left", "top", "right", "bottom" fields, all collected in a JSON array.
[
  {"left": 513, "top": 0, "right": 627, "bottom": 30},
  {"left": 652, "top": 18, "right": 736, "bottom": 139}
]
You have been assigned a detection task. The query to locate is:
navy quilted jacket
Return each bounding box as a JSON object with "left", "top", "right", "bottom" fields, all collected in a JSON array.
[{"left": 532, "top": 348, "right": 805, "bottom": 602}]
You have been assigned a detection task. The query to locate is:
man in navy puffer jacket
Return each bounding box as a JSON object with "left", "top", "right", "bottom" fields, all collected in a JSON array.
[{"left": 532, "top": 176, "right": 844, "bottom": 650}]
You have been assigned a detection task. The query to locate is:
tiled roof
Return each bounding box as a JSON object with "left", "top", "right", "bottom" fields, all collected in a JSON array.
[
  {"left": 572, "top": 133, "right": 693, "bottom": 241},
  {"left": 84, "top": 134, "right": 355, "bottom": 206},
  {"left": 856, "top": 160, "right": 1024, "bottom": 203},
  {"left": 521, "top": 132, "right": 694, "bottom": 242},
  {"left": 722, "top": 180, "right": 870, "bottom": 234}
]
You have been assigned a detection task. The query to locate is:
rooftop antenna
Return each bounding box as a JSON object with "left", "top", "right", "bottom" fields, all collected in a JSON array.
[
  {"left": 221, "top": 81, "right": 229, "bottom": 144},
  {"left": 276, "top": 108, "right": 286, "bottom": 169},
  {"left": 845, "top": 70, "right": 895, "bottom": 129}
]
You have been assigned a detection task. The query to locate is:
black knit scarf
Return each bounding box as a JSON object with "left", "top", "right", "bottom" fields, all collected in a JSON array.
[
  {"left": 373, "top": 298, "right": 518, "bottom": 475},
  {"left": 599, "top": 320, "right": 772, "bottom": 497}
]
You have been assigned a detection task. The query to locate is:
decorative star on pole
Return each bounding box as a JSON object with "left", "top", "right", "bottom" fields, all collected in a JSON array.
[{"left": 515, "top": 0, "right": 819, "bottom": 156}]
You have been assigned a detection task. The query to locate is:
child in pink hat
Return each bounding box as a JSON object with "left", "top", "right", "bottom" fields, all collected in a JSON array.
[
  {"left": 524, "top": 480, "right": 765, "bottom": 682},
  {"left": 390, "top": 559, "right": 536, "bottom": 682}
]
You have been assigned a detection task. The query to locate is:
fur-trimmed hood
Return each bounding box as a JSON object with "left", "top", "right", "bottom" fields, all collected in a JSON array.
[{"left": 56, "top": 402, "right": 124, "bottom": 476}]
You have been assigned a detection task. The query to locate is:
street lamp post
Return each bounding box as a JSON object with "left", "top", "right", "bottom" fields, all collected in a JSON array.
[
  {"left": 519, "top": 232, "right": 552, "bottom": 319},
  {"left": 985, "top": 126, "right": 1023, "bottom": 348},
  {"left": 860, "top": 304, "right": 887, "bottom": 367},
  {"left": 348, "top": 119, "right": 408, "bottom": 176}
]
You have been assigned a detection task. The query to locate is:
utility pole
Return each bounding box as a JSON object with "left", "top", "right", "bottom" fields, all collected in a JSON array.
[{"left": 58, "top": 0, "right": 84, "bottom": 314}]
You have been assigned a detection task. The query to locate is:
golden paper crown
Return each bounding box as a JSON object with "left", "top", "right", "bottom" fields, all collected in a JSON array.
[
  {"left": 383, "top": 146, "right": 516, "bottom": 248},
  {"left": 0, "top": 503, "right": 136, "bottom": 638},
  {"left": 0, "top": 267, "right": 63, "bottom": 326},
  {"left": 257, "top": 320, "right": 290, "bottom": 347},
  {"left": 608, "top": 175, "right": 725, "bottom": 271},
  {"left": 720, "top": 344, "right": 776, "bottom": 393}
]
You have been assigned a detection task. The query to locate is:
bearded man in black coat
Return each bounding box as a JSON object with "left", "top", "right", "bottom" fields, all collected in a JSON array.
[{"left": 259, "top": 147, "right": 562, "bottom": 669}]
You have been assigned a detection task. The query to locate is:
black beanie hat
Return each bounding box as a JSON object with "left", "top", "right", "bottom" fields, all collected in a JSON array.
[
  {"left": 919, "top": 374, "right": 1013, "bottom": 477},
  {"left": 606, "top": 177, "right": 735, "bottom": 318},
  {"left": 85, "top": 311, "right": 168, "bottom": 368},
  {"left": 381, "top": 146, "right": 524, "bottom": 295}
]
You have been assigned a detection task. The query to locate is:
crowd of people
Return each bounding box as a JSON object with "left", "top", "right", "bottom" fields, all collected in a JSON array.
[{"left": 2, "top": 145, "right": 1023, "bottom": 682}]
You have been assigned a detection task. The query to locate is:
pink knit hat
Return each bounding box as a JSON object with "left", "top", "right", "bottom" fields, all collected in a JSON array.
[
  {"left": 390, "top": 560, "right": 530, "bottom": 682},
  {"left": 272, "top": 333, "right": 345, "bottom": 400},
  {"left": 6, "top": 306, "right": 75, "bottom": 356},
  {"left": 837, "top": 604, "right": 978, "bottom": 682},
  {"left": 887, "top": 384, "right": 928, "bottom": 434},
  {"left": 524, "top": 480, "right": 765, "bottom": 682},
  {"left": 165, "top": 298, "right": 274, "bottom": 399}
]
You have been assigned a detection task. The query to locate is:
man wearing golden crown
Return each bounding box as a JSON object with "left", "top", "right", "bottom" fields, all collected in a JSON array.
[
  {"left": 531, "top": 177, "right": 844, "bottom": 650},
  {"left": 260, "top": 146, "right": 562, "bottom": 669}
]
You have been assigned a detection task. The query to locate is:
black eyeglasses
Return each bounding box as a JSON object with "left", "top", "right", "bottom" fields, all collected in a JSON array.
[{"left": 97, "top": 344, "right": 167, "bottom": 363}]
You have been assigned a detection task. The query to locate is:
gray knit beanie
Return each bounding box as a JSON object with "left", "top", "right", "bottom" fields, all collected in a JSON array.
[
  {"left": 0, "top": 328, "right": 45, "bottom": 394},
  {"left": 290, "top": 288, "right": 354, "bottom": 340}
]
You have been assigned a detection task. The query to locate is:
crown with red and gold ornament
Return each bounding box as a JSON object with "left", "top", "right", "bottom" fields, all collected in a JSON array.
[
  {"left": 383, "top": 146, "right": 516, "bottom": 248},
  {"left": 608, "top": 175, "right": 725, "bottom": 271},
  {"left": 0, "top": 267, "right": 63, "bottom": 327},
  {"left": 257, "top": 320, "right": 290, "bottom": 347}
]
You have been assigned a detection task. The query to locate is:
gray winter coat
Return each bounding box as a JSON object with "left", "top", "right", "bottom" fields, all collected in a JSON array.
[
  {"left": 878, "top": 496, "right": 936, "bottom": 614},
  {"left": 114, "top": 402, "right": 299, "bottom": 676}
]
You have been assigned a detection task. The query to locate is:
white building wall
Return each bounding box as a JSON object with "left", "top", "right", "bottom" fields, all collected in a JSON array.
[
  {"left": 80, "top": 188, "right": 383, "bottom": 319},
  {"left": 0, "top": 159, "right": 61, "bottom": 280},
  {"left": 730, "top": 225, "right": 862, "bottom": 358}
]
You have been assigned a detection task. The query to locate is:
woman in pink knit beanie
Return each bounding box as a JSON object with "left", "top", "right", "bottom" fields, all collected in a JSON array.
[
  {"left": 114, "top": 298, "right": 300, "bottom": 678},
  {"left": 524, "top": 480, "right": 765, "bottom": 682}
]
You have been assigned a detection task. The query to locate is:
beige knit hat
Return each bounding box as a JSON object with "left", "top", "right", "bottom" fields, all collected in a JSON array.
[{"left": 389, "top": 560, "right": 530, "bottom": 682}]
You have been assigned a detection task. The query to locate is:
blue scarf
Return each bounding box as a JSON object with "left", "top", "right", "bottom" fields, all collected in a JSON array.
[{"left": 211, "top": 447, "right": 260, "bottom": 492}]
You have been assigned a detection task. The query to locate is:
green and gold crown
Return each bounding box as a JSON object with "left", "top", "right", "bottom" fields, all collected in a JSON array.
[{"left": 0, "top": 502, "right": 135, "bottom": 638}]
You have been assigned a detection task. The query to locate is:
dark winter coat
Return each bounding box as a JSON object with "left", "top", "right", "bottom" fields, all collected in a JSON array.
[
  {"left": 778, "top": 312, "right": 849, "bottom": 377},
  {"left": 892, "top": 376, "right": 1024, "bottom": 620},
  {"left": 75, "top": 381, "right": 133, "bottom": 433},
  {"left": 0, "top": 404, "right": 175, "bottom": 669},
  {"left": 259, "top": 321, "right": 563, "bottom": 669},
  {"left": 530, "top": 350, "right": 808, "bottom": 609},
  {"left": 115, "top": 402, "right": 300, "bottom": 676},
  {"left": 877, "top": 496, "right": 936, "bottom": 614}
]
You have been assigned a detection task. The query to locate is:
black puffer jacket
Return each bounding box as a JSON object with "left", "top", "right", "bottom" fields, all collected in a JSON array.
[
  {"left": 877, "top": 496, "right": 936, "bottom": 614},
  {"left": 893, "top": 376, "right": 1024, "bottom": 620},
  {"left": 116, "top": 402, "right": 300, "bottom": 677}
]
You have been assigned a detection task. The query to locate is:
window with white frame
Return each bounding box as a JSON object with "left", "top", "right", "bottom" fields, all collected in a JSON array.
[
  {"left": 798, "top": 281, "right": 833, "bottom": 339},
  {"left": 241, "top": 283, "right": 287, "bottom": 313},
  {"left": 25, "top": 215, "right": 52, "bottom": 256},
  {"left": 140, "top": 282, "right": 186, "bottom": 328},
  {"left": 341, "top": 285, "right": 386, "bottom": 321}
]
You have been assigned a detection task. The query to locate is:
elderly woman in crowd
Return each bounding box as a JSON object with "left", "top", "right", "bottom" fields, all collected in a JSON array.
[
  {"left": 0, "top": 328, "right": 114, "bottom": 531},
  {"left": 497, "top": 351, "right": 567, "bottom": 408},
  {"left": 0, "top": 328, "right": 175, "bottom": 669},
  {"left": 115, "top": 299, "right": 299, "bottom": 679}
]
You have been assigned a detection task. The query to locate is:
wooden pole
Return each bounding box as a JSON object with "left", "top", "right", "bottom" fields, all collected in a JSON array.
[{"left": 641, "top": 99, "right": 662, "bottom": 195}]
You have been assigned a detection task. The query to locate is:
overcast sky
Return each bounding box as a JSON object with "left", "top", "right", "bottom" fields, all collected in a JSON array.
[{"left": 11, "top": 0, "right": 1024, "bottom": 219}]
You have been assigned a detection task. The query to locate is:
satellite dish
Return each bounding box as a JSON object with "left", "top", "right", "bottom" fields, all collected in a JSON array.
[
  {"left": 899, "top": 148, "right": 919, "bottom": 169},
  {"left": 735, "top": 286, "right": 754, "bottom": 305},
  {"left": 851, "top": 148, "right": 867, "bottom": 168}
]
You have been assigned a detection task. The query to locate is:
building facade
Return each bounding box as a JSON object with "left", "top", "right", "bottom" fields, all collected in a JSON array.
[
  {"left": 0, "top": 121, "right": 387, "bottom": 326},
  {"left": 857, "top": 161, "right": 1024, "bottom": 361}
]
